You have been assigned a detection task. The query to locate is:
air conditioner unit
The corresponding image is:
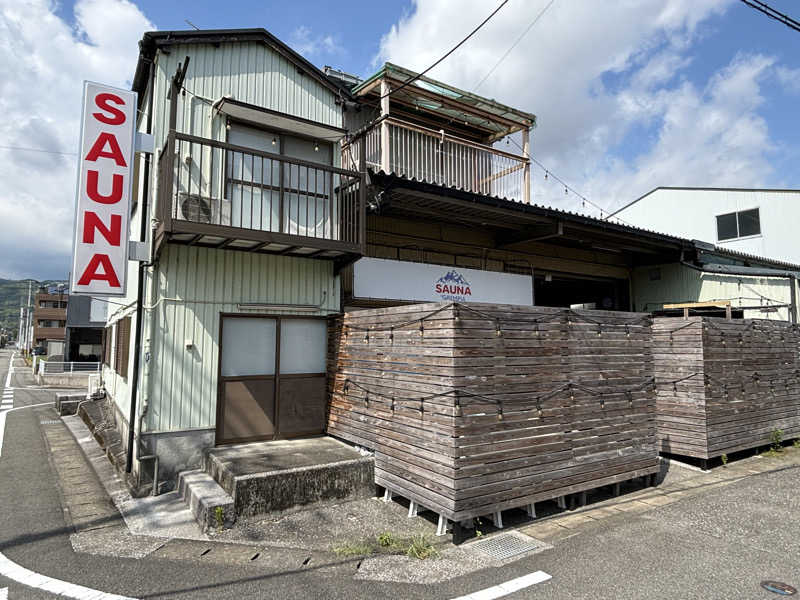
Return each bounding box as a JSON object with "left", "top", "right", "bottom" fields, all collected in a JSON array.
[{"left": 176, "top": 194, "right": 231, "bottom": 226}]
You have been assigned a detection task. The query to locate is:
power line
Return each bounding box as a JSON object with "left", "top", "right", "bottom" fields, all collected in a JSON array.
[
  {"left": 474, "top": 0, "right": 557, "bottom": 91},
  {"left": 503, "top": 134, "right": 634, "bottom": 224},
  {"left": 381, "top": 0, "right": 510, "bottom": 100},
  {"left": 0, "top": 145, "right": 76, "bottom": 156},
  {"left": 739, "top": 0, "right": 800, "bottom": 33}
]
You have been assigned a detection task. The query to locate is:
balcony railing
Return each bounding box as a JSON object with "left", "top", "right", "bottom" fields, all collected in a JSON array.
[
  {"left": 342, "top": 117, "right": 529, "bottom": 203},
  {"left": 157, "top": 132, "right": 365, "bottom": 257}
]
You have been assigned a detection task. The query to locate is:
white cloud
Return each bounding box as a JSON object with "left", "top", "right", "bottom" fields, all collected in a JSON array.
[
  {"left": 0, "top": 0, "right": 153, "bottom": 279},
  {"left": 374, "top": 0, "right": 795, "bottom": 217},
  {"left": 775, "top": 65, "right": 800, "bottom": 94},
  {"left": 290, "top": 25, "right": 344, "bottom": 59}
]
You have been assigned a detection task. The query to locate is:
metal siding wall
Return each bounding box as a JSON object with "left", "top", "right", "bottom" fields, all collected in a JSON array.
[
  {"left": 145, "top": 244, "right": 339, "bottom": 433},
  {"left": 632, "top": 263, "right": 797, "bottom": 321},
  {"left": 152, "top": 42, "right": 340, "bottom": 151}
]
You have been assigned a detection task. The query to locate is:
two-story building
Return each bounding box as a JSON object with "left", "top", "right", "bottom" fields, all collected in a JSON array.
[
  {"left": 103, "top": 28, "right": 800, "bottom": 496},
  {"left": 102, "top": 28, "right": 364, "bottom": 488}
]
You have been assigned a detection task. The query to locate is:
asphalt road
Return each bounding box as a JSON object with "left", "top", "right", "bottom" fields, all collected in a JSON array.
[{"left": 0, "top": 347, "right": 798, "bottom": 599}]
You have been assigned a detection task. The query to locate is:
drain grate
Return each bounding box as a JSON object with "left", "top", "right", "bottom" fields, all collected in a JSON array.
[
  {"left": 39, "top": 420, "right": 60, "bottom": 425},
  {"left": 469, "top": 532, "right": 542, "bottom": 561}
]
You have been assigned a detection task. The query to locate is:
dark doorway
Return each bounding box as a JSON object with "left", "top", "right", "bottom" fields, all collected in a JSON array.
[{"left": 533, "top": 273, "right": 630, "bottom": 311}]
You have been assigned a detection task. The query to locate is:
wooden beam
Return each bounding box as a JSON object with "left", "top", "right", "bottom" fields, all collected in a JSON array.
[
  {"left": 497, "top": 221, "right": 563, "bottom": 248},
  {"left": 522, "top": 128, "right": 530, "bottom": 205},
  {"left": 381, "top": 79, "right": 391, "bottom": 173},
  {"left": 664, "top": 301, "right": 732, "bottom": 309}
]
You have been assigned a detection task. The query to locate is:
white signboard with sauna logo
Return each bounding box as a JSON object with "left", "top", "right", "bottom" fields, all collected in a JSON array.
[
  {"left": 71, "top": 81, "right": 137, "bottom": 296},
  {"left": 353, "top": 258, "right": 533, "bottom": 305}
]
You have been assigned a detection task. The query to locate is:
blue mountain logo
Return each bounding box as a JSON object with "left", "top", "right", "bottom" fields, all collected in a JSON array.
[
  {"left": 435, "top": 270, "right": 472, "bottom": 298},
  {"left": 436, "top": 270, "right": 469, "bottom": 286}
]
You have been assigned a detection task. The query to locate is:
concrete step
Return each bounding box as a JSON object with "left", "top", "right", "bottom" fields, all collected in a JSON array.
[
  {"left": 204, "top": 436, "right": 375, "bottom": 519},
  {"left": 177, "top": 469, "right": 236, "bottom": 532}
]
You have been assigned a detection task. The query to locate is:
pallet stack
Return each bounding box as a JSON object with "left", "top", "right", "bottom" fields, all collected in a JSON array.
[
  {"left": 327, "top": 302, "right": 659, "bottom": 523},
  {"left": 653, "top": 316, "right": 800, "bottom": 460}
]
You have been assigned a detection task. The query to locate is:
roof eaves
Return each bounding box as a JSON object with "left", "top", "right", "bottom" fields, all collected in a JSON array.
[{"left": 133, "top": 28, "right": 344, "bottom": 97}]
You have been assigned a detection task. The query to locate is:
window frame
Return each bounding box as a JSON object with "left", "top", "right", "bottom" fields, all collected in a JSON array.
[{"left": 715, "top": 207, "right": 761, "bottom": 242}]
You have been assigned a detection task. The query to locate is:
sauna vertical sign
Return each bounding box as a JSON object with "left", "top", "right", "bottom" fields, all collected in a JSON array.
[{"left": 71, "top": 82, "right": 137, "bottom": 296}]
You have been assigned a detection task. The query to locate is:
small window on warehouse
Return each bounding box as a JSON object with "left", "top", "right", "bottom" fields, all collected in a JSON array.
[{"left": 716, "top": 208, "right": 760, "bottom": 241}]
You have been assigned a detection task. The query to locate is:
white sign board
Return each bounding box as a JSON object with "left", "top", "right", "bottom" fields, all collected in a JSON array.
[
  {"left": 353, "top": 258, "right": 533, "bottom": 305},
  {"left": 70, "top": 81, "right": 137, "bottom": 296}
]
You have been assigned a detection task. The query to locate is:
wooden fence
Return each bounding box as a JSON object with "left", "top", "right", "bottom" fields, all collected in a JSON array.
[
  {"left": 653, "top": 316, "right": 800, "bottom": 460},
  {"left": 327, "top": 302, "right": 659, "bottom": 522}
]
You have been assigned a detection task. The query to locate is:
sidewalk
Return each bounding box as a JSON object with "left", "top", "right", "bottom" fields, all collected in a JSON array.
[{"left": 521, "top": 447, "right": 800, "bottom": 543}]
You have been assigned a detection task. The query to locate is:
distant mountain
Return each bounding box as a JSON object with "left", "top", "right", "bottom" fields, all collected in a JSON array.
[
  {"left": 436, "top": 270, "right": 469, "bottom": 285},
  {"left": 0, "top": 279, "right": 68, "bottom": 338}
]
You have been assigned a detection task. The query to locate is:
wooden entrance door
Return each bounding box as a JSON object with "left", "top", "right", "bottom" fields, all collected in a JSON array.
[{"left": 217, "top": 315, "right": 327, "bottom": 445}]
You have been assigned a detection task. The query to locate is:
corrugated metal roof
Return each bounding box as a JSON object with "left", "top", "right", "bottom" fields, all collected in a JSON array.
[{"left": 371, "top": 170, "right": 800, "bottom": 271}]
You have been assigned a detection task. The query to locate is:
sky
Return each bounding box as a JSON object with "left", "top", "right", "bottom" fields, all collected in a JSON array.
[{"left": 1, "top": 0, "right": 799, "bottom": 280}]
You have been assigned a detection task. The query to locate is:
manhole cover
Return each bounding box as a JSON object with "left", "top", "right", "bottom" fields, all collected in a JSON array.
[
  {"left": 469, "top": 532, "right": 543, "bottom": 561},
  {"left": 761, "top": 581, "right": 797, "bottom": 596}
]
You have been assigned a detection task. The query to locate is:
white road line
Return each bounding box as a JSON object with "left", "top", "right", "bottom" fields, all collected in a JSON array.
[
  {"left": 0, "top": 552, "right": 135, "bottom": 600},
  {"left": 3, "top": 354, "right": 13, "bottom": 389},
  {"left": 450, "top": 571, "right": 552, "bottom": 600},
  {"left": 0, "top": 393, "right": 130, "bottom": 600}
]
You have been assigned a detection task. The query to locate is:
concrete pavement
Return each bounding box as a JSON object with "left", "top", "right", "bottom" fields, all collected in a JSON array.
[{"left": 0, "top": 347, "right": 799, "bottom": 599}]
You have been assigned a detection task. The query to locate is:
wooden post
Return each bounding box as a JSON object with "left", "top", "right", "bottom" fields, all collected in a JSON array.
[
  {"left": 380, "top": 79, "right": 390, "bottom": 173},
  {"left": 522, "top": 127, "right": 531, "bottom": 204}
]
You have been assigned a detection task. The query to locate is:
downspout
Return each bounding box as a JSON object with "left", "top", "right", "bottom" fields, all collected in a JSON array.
[{"left": 126, "top": 58, "right": 156, "bottom": 476}]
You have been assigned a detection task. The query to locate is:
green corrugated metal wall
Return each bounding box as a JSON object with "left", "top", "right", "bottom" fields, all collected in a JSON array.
[
  {"left": 143, "top": 245, "right": 339, "bottom": 433},
  {"left": 139, "top": 41, "right": 344, "bottom": 433},
  {"left": 152, "top": 42, "right": 342, "bottom": 151},
  {"left": 632, "top": 263, "right": 799, "bottom": 322}
]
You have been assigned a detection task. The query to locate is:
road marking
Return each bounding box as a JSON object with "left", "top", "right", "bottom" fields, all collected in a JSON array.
[
  {"left": 0, "top": 552, "right": 135, "bottom": 599},
  {"left": 3, "top": 353, "right": 13, "bottom": 389},
  {"left": 450, "top": 571, "right": 552, "bottom": 600},
  {"left": 0, "top": 586, "right": 6, "bottom": 600}
]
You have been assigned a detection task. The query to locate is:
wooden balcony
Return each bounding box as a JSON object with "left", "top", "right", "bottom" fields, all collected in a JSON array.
[
  {"left": 156, "top": 132, "right": 365, "bottom": 270},
  {"left": 343, "top": 117, "right": 530, "bottom": 203}
]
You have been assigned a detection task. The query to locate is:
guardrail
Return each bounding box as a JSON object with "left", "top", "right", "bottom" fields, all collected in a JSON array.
[
  {"left": 158, "top": 132, "right": 365, "bottom": 250},
  {"left": 39, "top": 362, "right": 101, "bottom": 375}
]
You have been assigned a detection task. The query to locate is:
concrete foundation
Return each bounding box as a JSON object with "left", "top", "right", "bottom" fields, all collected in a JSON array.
[
  {"left": 205, "top": 437, "right": 375, "bottom": 518},
  {"left": 139, "top": 429, "right": 216, "bottom": 493},
  {"left": 38, "top": 372, "right": 91, "bottom": 387},
  {"left": 55, "top": 393, "right": 86, "bottom": 416}
]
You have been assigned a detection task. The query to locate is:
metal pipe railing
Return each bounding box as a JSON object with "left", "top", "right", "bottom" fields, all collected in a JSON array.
[{"left": 157, "top": 132, "right": 363, "bottom": 246}]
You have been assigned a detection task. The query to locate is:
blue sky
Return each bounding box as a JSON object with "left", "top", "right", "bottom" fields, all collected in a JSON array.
[{"left": 1, "top": 0, "right": 799, "bottom": 279}]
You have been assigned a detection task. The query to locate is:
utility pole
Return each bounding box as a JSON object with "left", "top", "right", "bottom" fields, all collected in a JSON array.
[{"left": 25, "top": 281, "right": 32, "bottom": 354}]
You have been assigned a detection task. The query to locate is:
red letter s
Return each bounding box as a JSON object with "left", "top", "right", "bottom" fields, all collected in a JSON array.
[{"left": 93, "top": 93, "right": 126, "bottom": 125}]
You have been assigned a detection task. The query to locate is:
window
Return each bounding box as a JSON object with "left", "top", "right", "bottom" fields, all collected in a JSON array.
[
  {"left": 716, "top": 208, "right": 760, "bottom": 241},
  {"left": 103, "top": 327, "right": 112, "bottom": 366},
  {"left": 113, "top": 317, "right": 131, "bottom": 377},
  {"left": 225, "top": 123, "right": 334, "bottom": 236}
]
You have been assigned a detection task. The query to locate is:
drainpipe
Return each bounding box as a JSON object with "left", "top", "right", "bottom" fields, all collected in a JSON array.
[
  {"left": 126, "top": 59, "right": 156, "bottom": 475},
  {"left": 680, "top": 250, "right": 799, "bottom": 324}
]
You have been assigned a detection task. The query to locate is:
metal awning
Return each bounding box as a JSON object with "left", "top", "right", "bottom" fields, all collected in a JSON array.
[
  {"left": 214, "top": 98, "right": 347, "bottom": 142},
  {"left": 353, "top": 63, "right": 536, "bottom": 141}
]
